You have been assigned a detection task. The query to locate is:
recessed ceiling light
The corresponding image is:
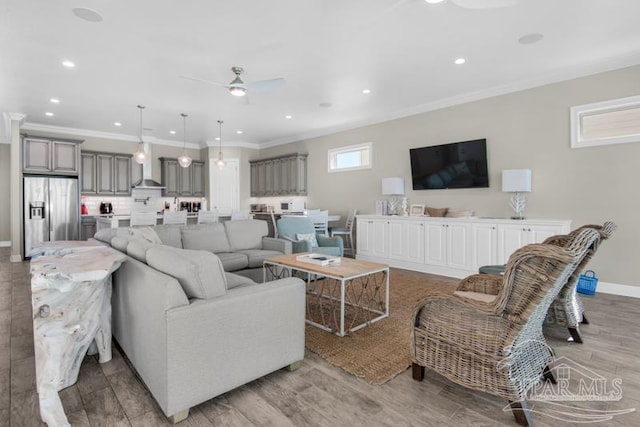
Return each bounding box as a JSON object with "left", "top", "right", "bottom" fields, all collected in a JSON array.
[
  {"left": 215, "top": 137, "right": 220, "bottom": 141},
  {"left": 169, "top": 130, "right": 176, "bottom": 135},
  {"left": 236, "top": 130, "right": 243, "bottom": 134},
  {"left": 285, "top": 115, "right": 292, "bottom": 119},
  {"left": 319, "top": 102, "right": 332, "bottom": 108},
  {"left": 454, "top": 58, "right": 466, "bottom": 65},
  {"left": 425, "top": 0, "right": 444, "bottom": 4},
  {"left": 45, "top": 112, "right": 54, "bottom": 117},
  {"left": 518, "top": 33, "right": 544, "bottom": 45},
  {"left": 362, "top": 89, "right": 371, "bottom": 94},
  {"left": 113, "top": 122, "right": 122, "bottom": 127},
  {"left": 49, "top": 98, "right": 60, "bottom": 104},
  {"left": 62, "top": 60, "right": 75, "bottom": 68},
  {"left": 72, "top": 7, "right": 103, "bottom": 22}
]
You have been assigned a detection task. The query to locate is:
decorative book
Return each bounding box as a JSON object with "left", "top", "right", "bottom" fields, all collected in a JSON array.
[{"left": 296, "top": 253, "right": 341, "bottom": 266}]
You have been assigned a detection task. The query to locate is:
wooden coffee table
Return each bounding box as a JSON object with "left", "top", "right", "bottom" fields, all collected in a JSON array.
[{"left": 264, "top": 253, "right": 389, "bottom": 336}]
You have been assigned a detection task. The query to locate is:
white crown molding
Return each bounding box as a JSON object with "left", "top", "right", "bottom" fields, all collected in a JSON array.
[
  {"left": 0, "top": 112, "right": 27, "bottom": 144},
  {"left": 21, "top": 121, "right": 202, "bottom": 150},
  {"left": 204, "top": 139, "right": 260, "bottom": 150},
  {"left": 260, "top": 51, "right": 640, "bottom": 148}
]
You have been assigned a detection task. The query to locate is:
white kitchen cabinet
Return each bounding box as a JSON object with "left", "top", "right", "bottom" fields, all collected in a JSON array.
[
  {"left": 497, "top": 222, "right": 567, "bottom": 264},
  {"left": 356, "top": 215, "right": 571, "bottom": 279},
  {"left": 471, "top": 223, "right": 498, "bottom": 270},
  {"left": 425, "top": 222, "right": 471, "bottom": 270},
  {"left": 356, "top": 218, "right": 376, "bottom": 256}
]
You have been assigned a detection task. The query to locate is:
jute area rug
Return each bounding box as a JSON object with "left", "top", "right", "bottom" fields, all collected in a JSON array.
[{"left": 304, "top": 268, "right": 458, "bottom": 385}]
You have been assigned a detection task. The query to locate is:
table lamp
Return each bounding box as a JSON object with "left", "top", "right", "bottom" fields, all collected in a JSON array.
[
  {"left": 502, "top": 169, "right": 531, "bottom": 220},
  {"left": 382, "top": 177, "right": 406, "bottom": 215}
]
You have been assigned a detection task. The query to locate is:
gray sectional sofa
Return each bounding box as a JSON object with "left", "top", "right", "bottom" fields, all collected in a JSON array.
[{"left": 93, "top": 219, "right": 305, "bottom": 423}]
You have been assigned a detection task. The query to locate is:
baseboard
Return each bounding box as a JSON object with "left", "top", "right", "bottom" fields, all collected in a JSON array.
[
  {"left": 0, "top": 241, "right": 10, "bottom": 247},
  {"left": 596, "top": 281, "right": 640, "bottom": 299}
]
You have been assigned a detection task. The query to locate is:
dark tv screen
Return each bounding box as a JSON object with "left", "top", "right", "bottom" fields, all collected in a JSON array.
[{"left": 410, "top": 139, "right": 489, "bottom": 190}]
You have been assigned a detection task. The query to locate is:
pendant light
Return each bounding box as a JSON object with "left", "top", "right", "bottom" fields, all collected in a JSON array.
[
  {"left": 177, "top": 113, "right": 192, "bottom": 168},
  {"left": 215, "top": 120, "right": 226, "bottom": 169},
  {"left": 133, "top": 105, "right": 147, "bottom": 164}
]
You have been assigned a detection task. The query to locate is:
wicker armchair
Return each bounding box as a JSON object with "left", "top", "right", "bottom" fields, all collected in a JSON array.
[
  {"left": 411, "top": 228, "right": 600, "bottom": 426},
  {"left": 474, "top": 221, "right": 617, "bottom": 343},
  {"left": 543, "top": 221, "right": 617, "bottom": 342}
]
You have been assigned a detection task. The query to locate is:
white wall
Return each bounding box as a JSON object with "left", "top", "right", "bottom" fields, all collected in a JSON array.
[{"left": 258, "top": 65, "right": 640, "bottom": 286}]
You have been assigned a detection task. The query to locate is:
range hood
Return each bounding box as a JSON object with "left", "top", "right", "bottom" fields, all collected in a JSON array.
[{"left": 132, "top": 141, "right": 165, "bottom": 189}]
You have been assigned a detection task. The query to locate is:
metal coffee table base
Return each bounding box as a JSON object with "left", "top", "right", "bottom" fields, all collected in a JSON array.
[{"left": 264, "top": 260, "right": 389, "bottom": 337}]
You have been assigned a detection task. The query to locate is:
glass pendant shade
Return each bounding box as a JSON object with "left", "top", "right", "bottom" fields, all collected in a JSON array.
[
  {"left": 134, "top": 143, "right": 146, "bottom": 164},
  {"left": 134, "top": 105, "right": 147, "bottom": 164},
  {"left": 178, "top": 113, "right": 192, "bottom": 168}
]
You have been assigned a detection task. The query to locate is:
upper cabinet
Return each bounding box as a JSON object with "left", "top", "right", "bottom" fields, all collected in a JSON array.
[
  {"left": 160, "top": 157, "right": 205, "bottom": 197},
  {"left": 81, "top": 151, "right": 132, "bottom": 196},
  {"left": 23, "top": 135, "right": 83, "bottom": 175},
  {"left": 249, "top": 153, "right": 308, "bottom": 197}
]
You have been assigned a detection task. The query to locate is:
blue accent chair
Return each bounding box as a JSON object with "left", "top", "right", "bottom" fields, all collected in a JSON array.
[{"left": 277, "top": 216, "right": 344, "bottom": 257}]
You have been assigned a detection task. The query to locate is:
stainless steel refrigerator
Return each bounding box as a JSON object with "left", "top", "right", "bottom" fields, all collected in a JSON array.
[{"left": 24, "top": 176, "right": 79, "bottom": 258}]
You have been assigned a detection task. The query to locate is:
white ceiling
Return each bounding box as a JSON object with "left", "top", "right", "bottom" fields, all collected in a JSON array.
[{"left": 2, "top": 0, "right": 640, "bottom": 148}]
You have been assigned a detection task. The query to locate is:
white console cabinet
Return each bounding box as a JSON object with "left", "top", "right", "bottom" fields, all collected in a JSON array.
[{"left": 356, "top": 215, "right": 571, "bottom": 278}]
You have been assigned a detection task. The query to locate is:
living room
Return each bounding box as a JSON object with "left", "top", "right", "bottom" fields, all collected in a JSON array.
[{"left": 2, "top": 0, "right": 640, "bottom": 426}]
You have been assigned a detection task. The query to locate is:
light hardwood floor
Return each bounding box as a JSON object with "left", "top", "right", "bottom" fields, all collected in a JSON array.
[{"left": 1, "top": 247, "right": 638, "bottom": 426}]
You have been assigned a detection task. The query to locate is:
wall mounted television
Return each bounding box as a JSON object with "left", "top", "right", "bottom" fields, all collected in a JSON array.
[{"left": 410, "top": 138, "right": 489, "bottom": 190}]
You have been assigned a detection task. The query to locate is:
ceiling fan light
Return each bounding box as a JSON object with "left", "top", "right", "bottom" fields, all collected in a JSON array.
[
  {"left": 178, "top": 153, "right": 192, "bottom": 168},
  {"left": 229, "top": 85, "right": 246, "bottom": 97}
]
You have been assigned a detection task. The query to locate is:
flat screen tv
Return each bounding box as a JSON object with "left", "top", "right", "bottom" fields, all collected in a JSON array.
[{"left": 410, "top": 139, "right": 489, "bottom": 190}]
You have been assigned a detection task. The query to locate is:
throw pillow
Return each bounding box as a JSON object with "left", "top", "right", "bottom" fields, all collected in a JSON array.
[
  {"left": 296, "top": 232, "right": 318, "bottom": 248},
  {"left": 129, "top": 226, "right": 162, "bottom": 244}
]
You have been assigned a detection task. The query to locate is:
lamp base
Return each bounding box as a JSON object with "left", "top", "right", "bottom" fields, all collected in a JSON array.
[{"left": 510, "top": 215, "right": 526, "bottom": 220}]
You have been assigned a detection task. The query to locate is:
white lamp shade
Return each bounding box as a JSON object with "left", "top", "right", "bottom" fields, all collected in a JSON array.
[
  {"left": 381, "top": 177, "right": 405, "bottom": 195},
  {"left": 502, "top": 169, "right": 532, "bottom": 193}
]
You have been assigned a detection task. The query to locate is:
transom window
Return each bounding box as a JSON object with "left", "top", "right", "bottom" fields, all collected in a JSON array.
[
  {"left": 328, "top": 142, "right": 372, "bottom": 172},
  {"left": 571, "top": 95, "right": 640, "bottom": 148}
]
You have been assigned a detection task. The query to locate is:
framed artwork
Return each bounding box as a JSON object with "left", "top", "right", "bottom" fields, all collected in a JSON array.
[{"left": 409, "top": 204, "right": 425, "bottom": 216}]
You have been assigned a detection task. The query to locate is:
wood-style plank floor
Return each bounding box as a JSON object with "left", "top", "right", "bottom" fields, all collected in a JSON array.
[{"left": 2, "top": 247, "right": 638, "bottom": 426}]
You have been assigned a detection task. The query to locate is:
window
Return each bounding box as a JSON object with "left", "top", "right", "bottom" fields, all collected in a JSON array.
[
  {"left": 328, "top": 142, "right": 372, "bottom": 172},
  {"left": 570, "top": 95, "right": 640, "bottom": 148}
]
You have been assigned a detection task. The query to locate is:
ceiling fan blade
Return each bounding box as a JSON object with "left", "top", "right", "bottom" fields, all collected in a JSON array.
[
  {"left": 450, "top": 0, "right": 520, "bottom": 9},
  {"left": 247, "top": 78, "right": 286, "bottom": 93},
  {"left": 179, "top": 75, "right": 226, "bottom": 87}
]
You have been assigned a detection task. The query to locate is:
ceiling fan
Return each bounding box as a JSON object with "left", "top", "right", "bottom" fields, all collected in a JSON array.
[{"left": 180, "top": 67, "right": 285, "bottom": 97}]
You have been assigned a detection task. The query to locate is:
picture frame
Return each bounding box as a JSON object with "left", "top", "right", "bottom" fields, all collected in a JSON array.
[{"left": 409, "top": 204, "right": 425, "bottom": 216}]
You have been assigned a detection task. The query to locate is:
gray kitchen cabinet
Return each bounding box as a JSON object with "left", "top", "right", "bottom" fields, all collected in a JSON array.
[
  {"left": 80, "top": 153, "right": 97, "bottom": 193},
  {"left": 97, "top": 154, "right": 115, "bottom": 194},
  {"left": 114, "top": 155, "right": 132, "bottom": 195},
  {"left": 81, "top": 151, "right": 133, "bottom": 196},
  {"left": 81, "top": 216, "right": 97, "bottom": 240},
  {"left": 160, "top": 157, "right": 205, "bottom": 197},
  {"left": 249, "top": 153, "right": 308, "bottom": 197},
  {"left": 191, "top": 161, "right": 205, "bottom": 197},
  {"left": 23, "top": 135, "right": 82, "bottom": 175}
]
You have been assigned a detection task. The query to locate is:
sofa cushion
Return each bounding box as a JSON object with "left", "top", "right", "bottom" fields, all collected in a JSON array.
[
  {"left": 225, "top": 272, "right": 256, "bottom": 290},
  {"left": 110, "top": 235, "right": 131, "bottom": 252},
  {"left": 224, "top": 219, "right": 267, "bottom": 251},
  {"left": 129, "top": 226, "right": 162, "bottom": 244},
  {"left": 94, "top": 227, "right": 129, "bottom": 244},
  {"left": 216, "top": 252, "right": 249, "bottom": 272},
  {"left": 181, "top": 223, "right": 231, "bottom": 253},
  {"left": 453, "top": 290, "right": 497, "bottom": 304},
  {"left": 153, "top": 225, "right": 183, "bottom": 248},
  {"left": 236, "top": 249, "right": 285, "bottom": 268},
  {"left": 296, "top": 232, "right": 318, "bottom": 248},
  {"left": 126, "top": 238, "right": 158, "bottom": 263},
  {"left": 146, "top": 246, "right": 227, "bottom": 299}
]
